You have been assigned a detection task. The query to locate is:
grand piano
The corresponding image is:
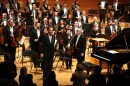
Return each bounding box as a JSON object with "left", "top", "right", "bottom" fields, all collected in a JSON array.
[{"left": 91, "top": 28, "right": 130, "bottom": 73}]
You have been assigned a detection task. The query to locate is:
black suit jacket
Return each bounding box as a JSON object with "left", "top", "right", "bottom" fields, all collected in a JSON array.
[
  {"left": 113, "top": 25, "right": 121, "bottom": 34},
  {"left": 81, "top": 15, "right": 88, "bottom": 24},
  {"left": 3, "top": 25, "right": 18, "bottom": 45},
  {"left": 39, "top": 34, "right": 55, "bottom": 57},
  {"left": 105, "top": 26, "right": 113, "bottom": 35},
  {"left": 30, "top": 28, "right": 42, "bottom": 51},
  {"left": 73, "top": 34, "right": 86, "bottom": 55},
  {"left": 52, "top": 16, "right": 60, "bottom": 25}
]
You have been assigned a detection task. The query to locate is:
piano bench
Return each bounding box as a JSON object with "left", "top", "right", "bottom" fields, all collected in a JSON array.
[{"left": 82, "top": 61, "right": 97, "bottom": 76}]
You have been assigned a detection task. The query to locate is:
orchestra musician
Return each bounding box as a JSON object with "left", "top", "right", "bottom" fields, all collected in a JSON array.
[
  {"left": 105, "top": 20, "right": 115, "bottom": 35},
  {"left": 113, "top": 19, "right": 121, "bottom": 34},
  {"left": 98, "top": 0, "right": 108, "bottom": 23},
  {"left": 30, "top": 23, "right": 42, "bottom": 67},
  {"left": 39, "top": 27, "right": 56, "bottom": 80},
  {"left": 72, "top": 27, "right": 86, "bottom": 64},
  {"left": 52, "top": 12, "right": 61, "bottom": 34},
  {"left": 73, "top": 5, "right": 81, "bottom": 21},
  {"left": 3, "top": 19, "right": 19, "bottom": 63},
  {"left": 64, "top": 30, "right": 73, "bottom": 69},
  {"left": 3, "top": 3, "right": 12, "bottom": 16},
  {"left": 13, "top": 0, "right": 20, "bottom": 16},
  {"left": 0, "top": 13, "right": 8, "bottom": 27},
  {"left": 107, "top": 11, "right": 116, "bottom": 23},
  {"left": 61, "top": 3, "right": 70, "bottom": 21},
  {"left": 53, "top": 0, "right": 62, "bottom": 16},
  {"left": 112, "top": 0, "right": 122, "bottom": 19},
  {"left": 40, "top": 0, "right": 49, "bottom": 18}
]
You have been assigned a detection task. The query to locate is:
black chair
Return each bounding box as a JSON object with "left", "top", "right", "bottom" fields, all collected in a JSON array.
[
  {"left": 21, "top": 50, "right": 34, "bottom": 66},
  {"left": 58, "top": 56, "right": 72, "bottom": 73},
  {"left": 30, "top": 58, "right": 43, "bottom": 74}
]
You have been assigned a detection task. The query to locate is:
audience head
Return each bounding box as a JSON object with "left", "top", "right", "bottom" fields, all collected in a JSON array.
[
  {"left": 0, "top": 62, "right": 17, "bottom": 79},
  {"left": 112, "top": 64, "right": 121, "bottom": 74},
  {"left": 94, "top": 65, "right": 102, "bottom": 74},
  {"left": 20, "top": 66, "right": 28, "bottom": 76},
  {"left": 25, "top": 74, "right": 33, "bottom": 83},
  {"left": 76, "top": 64, "right": 84, "bottom": 72},
  {"left": 48, "top": 71, "right": 56, "bottom": 80}
]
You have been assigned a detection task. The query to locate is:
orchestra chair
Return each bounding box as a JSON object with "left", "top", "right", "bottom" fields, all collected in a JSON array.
[
  {"left": 53, "top": 50, "right": 62, "bottom": 70},
  {"left": 82, "top": 61, "right": 97, "bottom": 78},
  {"left": 21, "top": 49, "right": 34, "bottom": 66},
  {"left": 30, "top": 58, "right": 43, "bottom": 74},
  {"left": 54, "top": 50, "right": 72, "bottom": 73}
]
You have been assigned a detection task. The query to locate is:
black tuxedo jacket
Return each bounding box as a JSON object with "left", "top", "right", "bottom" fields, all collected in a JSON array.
[
  {"left": 73, "top": 34, "right": 86, "bottom": 54},
  {"left": 105, "top": 26, "right": 113, "bottom": 35},
  {"left": 3, "top": 25, "right": 18, "bottom": 45},
  {"left": 81, "top": 15, "right": 88, "bottom": 24},
  {"left": 39, "top": 34, "right": 55, "bottom": 57},
  {"left": 113, "top": 25, "right": 121, "bottom": 34},
  {"left": 52, "top": 16, "right": 60, "bottom": 25}
]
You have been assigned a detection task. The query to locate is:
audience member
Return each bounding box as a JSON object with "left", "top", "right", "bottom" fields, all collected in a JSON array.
[
  {"left": 0, "top": 62, "right": 18, "bottom": 86},
  {"left": 43, "top": 71, "right": 58, "bottom": 86},
  {"left": 124, "top": 61, "right": 130, "bottom": 86},
  {"left": 23, "top": 74, "right": 37, "bottom": 86},
  {"left": 107, "top": 64, "right": 125, "bottom": 86},
  {"left": 19, "top": 66, "right": 28, "bottom": 86},
  {"left": 87, "top": 65, "right": 106, "bottom": 86},
  {"left": 70, "top": 64, "right": 87, "bottom": 86}
]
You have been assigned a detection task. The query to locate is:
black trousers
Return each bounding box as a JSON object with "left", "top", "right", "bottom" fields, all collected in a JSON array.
[
  {"left": 41, "top": 55, "right": 54, "bottom": 80},
  {"left": 100, "top": 14, "right": 106, "bottom": 23}
]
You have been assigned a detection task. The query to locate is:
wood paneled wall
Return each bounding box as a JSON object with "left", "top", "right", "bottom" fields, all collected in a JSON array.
[{"left": 4, "top": 0, "right": 128, "bottom": 10}]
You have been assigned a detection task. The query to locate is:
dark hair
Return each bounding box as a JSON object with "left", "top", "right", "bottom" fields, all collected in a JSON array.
[
  {"left": 76, "top": 64, "right": 83, "bottom": 71},
  {"left": 48, "top": 71, "right": 56, "bottom": 80},
  {"left": 113, "top": 65, "right": 121, "bottom": 73},
  {"left": 94, "top": 65, "right": 102, "bottom": 74}
]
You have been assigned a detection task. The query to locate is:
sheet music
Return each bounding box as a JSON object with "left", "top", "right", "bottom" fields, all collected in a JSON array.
[{"left": 19, "top": 36, "right": 25, "bottom": 45}]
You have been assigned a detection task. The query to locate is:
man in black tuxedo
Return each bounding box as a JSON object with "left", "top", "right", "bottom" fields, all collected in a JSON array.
[
  {"left": 105, "top": 20, "right": 114, "bottom": 35},
  {"left": 30, "top": 23, "right": 42, "bottom": 67},
  {"left": 112, "top": 0, "right": 122, "bottom": 19},
  {"left": 113, "top": 19, "right": 121, "bottom": 34},
  {"left": 72, "top": 28, "right": 86, "bottom": 64},
  {"left": 39, "top": 27, "right": 55, "bottom": 80},
  {"left": 3, "top": 19, "right": 18, "bottom": 63},
  {"left": 98, "top": 0, "right": 108, "bottom": 23},
  {"left": 0, "top": 13, "right": 8, "bottom": 27}
]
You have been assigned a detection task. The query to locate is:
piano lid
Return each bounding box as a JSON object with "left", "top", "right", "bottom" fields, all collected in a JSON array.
[{"left": 106, "top": 28, "right": 130, "bottom": 49}]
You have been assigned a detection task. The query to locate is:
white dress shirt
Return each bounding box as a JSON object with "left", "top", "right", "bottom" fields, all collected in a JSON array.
[
  {"left": 83, "top": 15, "right": 86, "bottom": 23},
  {"left": 37, "top": 29, "right": 40, "bottom": 38},
  {"left": 55, "top": 16, "right": 58, "bottom": 24},
  {"left": 101, "top": 1, "right": 105, "bottom": 9},
  {"left": 10, "top": 27, "right": 14, "bottom": 36},
  {"left": 75, "top": 35, "right": 80, "bottom": 47}
]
